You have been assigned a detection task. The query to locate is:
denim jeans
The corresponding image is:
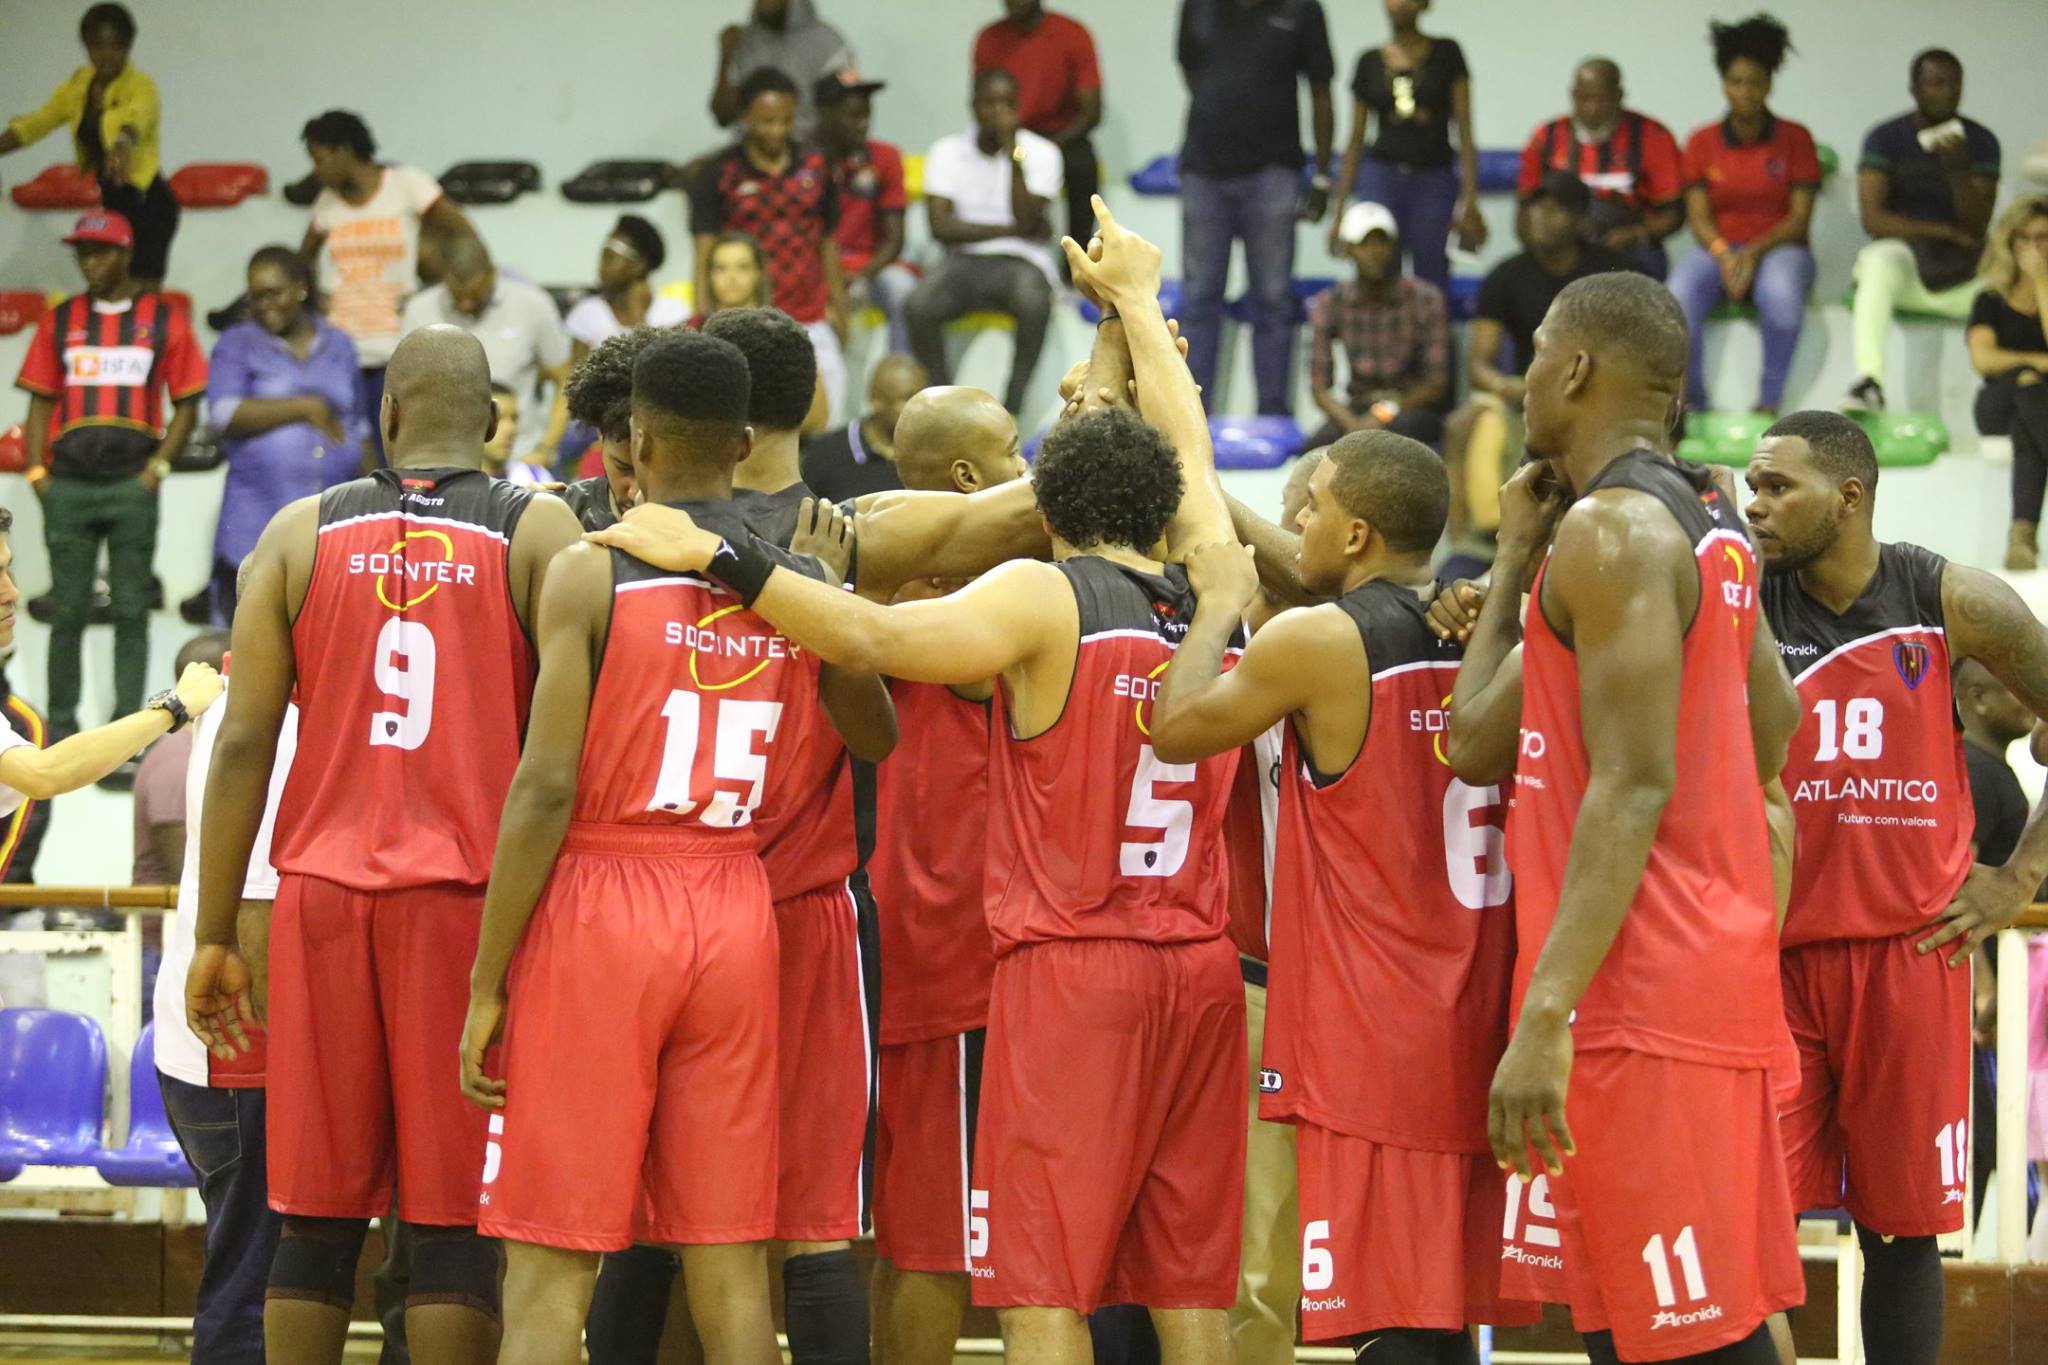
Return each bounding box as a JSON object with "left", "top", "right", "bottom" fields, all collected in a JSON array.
[
  {"left": 1181, "top": 164, "right": 1301, "bottom": 415},
  {"left": 161, "top": 1076, "right": 282, "bottom": 1365},
  {"left": 1351, "top": 159, "right": 1461, "bottom": 291},
  {"left": 1667, "top": 242, "right": 1816, "bottom": 411}
]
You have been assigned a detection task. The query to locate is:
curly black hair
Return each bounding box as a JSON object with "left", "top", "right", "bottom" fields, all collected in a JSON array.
[
  {"left": 567, "top": 327, "right": 664, "bottom": 443},
  {"left": 633, "top": 332, "right": 751, "bottom": 430},
  {"left": 1032, "top": 408, "right": 1185, "bottom": 553},
  {"left": 80, "top": 3, "right": 135, "bottom": 44},
  {"left": 702, "top": 308, "right": 816, "bottom": 432},
  {"left": 1710, "top": 13, "right": 1792, "bottom": 76},
  {"left": 301, "top": 110, "right": 376, "bottom": 161},
  {"left": 1325, "top": 430, "right": 1449, "bottom": 553},
  {"left": 610, "top": 214, "right": 666, "bottom": 274},
  {"left": 739, "top": 67, "right": 799, "bottom": 111}
]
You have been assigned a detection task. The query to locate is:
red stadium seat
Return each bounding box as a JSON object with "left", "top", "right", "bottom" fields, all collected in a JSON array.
[
  {"left": 0, "top": 427, "right": 24, "bottom": 475},
  {"left": 9, "top": 163, "right": 100, "bottom": 210},
  {"left": 0, "top": 292, "right": 51, "bottom": 337},
  {"left": 168, "top": 162, "right": 269, "bottom": 208}
]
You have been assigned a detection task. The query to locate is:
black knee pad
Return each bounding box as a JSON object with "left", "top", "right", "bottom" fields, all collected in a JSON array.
[
  {"left": 405, "top": 1223, "right": 503, "bottom": 1319},
  {"left": 782, "top": 1249, "right": 870, "bottom": 1365},
  {"left": 268, "top": 1216, "right": 370, "bottom": 1309}
]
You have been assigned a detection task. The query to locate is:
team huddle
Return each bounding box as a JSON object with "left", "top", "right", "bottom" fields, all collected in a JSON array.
[{"left": 180, "top": 199, "right": 2048, "bottom": 1365}]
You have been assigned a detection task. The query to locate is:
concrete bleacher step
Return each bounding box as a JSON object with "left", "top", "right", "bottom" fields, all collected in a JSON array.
[{"left": 1679, "top": 410, "right": 1949, "bottom": 469}]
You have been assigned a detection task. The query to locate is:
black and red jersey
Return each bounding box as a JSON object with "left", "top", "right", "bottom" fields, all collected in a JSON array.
[
  {"left": 574, "top": 511, "right": 830, "bottom": 833},
  {"left": 868, "top": 680, "right": 997, "bottom": 1043},
  {"left": 985, "top": 557, "right": 1243, "bottom": 953},
  {"left": 1516, "top": 111, "right": 1684, "bottom": 213},
  {"left": 1261, "top": 579, "right": 1515, "bottom": 1152},
  {"left": 1766, "top": 542, "right": 1971, "bottom": 945},
  {"left": 14, "top": 291, "right": 207, "bottom": 476},
  {"left": 1509, "top": 451, "right": 1780, "bottom": 1069},
  {"left": 275, "top": 467, "right": 536, "bottom": 890}
]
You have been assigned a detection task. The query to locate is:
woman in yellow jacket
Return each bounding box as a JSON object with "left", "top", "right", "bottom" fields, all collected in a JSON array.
[{"left": 0, "top": 4, "right": 180, "bottom": 287}]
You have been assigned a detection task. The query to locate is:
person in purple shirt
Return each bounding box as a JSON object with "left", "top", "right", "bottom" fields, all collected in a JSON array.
[{"left": 205, "top": 245, "right": 369, "bottom": 622}]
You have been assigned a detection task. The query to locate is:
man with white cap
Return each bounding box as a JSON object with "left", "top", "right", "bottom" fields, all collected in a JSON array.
[{"left": 1303, "top": 200, "right": 1448, "bottom": 449}]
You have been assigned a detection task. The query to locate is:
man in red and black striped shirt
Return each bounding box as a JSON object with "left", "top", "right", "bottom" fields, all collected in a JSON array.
[
  {"left": 1515, "top": 59, "right": 1683, "bottom": 280},
  {"left": 16, "top": 210, "right": 206, "bottom": 740}
]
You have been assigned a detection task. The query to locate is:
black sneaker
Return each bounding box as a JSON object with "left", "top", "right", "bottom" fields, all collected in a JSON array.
[
  {"left": 1841, "top": 378, "right": 1885, "bottom": 413},
  {"left": 178, "top": 587, "right": 213, "bottom": 626},
  {"left": 96, "top": 757, "right": 141, "bottom": 792}
]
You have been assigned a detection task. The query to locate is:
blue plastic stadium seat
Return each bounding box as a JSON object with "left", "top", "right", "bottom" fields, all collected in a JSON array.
[
  {"left": 0, "top": 1008, "right": 106, "bottom": 1166},
  {"left": 0, "top": 1156, "right": 19, "bottom": 1182},
  {"left": 1129, "top": 154, "right": 1181, "bottom": 198},
  {"left": 1210, "top": 415, "right": 1304, "bottom": 470},
  {"left": 1476, "top": 148, "right": 1522, "bottom": 195},
  {"left": 94, "top": 1023, "right": 195, "bottom": 1188},
  {"left": 1079, "top": 280, "right": 1185, "bottom": 325}
]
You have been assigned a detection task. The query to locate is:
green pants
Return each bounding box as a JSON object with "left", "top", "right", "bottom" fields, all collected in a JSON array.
[{"left": 42, "top": 474, "right": 158, "bottom": 729}]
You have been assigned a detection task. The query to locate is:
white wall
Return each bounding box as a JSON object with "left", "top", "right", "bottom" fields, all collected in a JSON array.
[{"left": 0, "top": 0, "right": 2043, "bottom": 879}]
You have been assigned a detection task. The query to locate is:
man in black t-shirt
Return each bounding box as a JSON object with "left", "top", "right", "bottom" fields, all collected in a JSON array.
[
  {"left": 1441, "top": 172, "right": 1623, "bottom": 561},
  {"left": 800, "top": 354, "right": 927, "bottom": 501}
]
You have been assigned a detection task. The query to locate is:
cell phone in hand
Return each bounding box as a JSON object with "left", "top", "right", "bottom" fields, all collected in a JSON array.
[{"left": 1916, "top": 118, "right": 1965, "bottom": 151}]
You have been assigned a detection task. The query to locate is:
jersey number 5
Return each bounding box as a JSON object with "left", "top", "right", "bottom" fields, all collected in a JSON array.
[
  {"left": 369, "top": 619, "right": 436, "bottom": 751},
  {"left": 1121, "top": 744, "right": 1195, "bottom": 878}
]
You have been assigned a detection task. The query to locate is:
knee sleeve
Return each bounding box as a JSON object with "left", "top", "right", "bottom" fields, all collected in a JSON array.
[
  {"left": 405, "top": 1223, "right": 502, "bottom": 1319},
  {"left": 1352, "top": 1327, "right": 1464, "bottom": 1365},
  {"left": 268, "top": 1216, "right": 370, "bottom": 1308},
  {"left": 781, "top": 1248, "right": 870, "bottom": 1365},
  {"left": 1853, "top": 1226, "right": 1943, "bottom": 1365}
]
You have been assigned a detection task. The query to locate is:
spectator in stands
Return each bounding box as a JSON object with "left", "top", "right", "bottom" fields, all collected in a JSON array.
[
  {"left": 1966, "top": 196, "right": 2048, "bottom": 568},
  {"left": 1304, "top": 202, "right": 1448, "bottom": 449},
  {"left": 1, "top": 4, "right": 179, "bottom": 288},
  {"left": 206, "top": 246, "right": 368, "bottom": 625},
  {"left": 1442, "top": 171, "right": 1624, "bottom": 558},
  {"left": 815, "top": 72, "right": 916, "bottom": 355},
  {"left": 974, "top": 1, "right": 1104, "bottom": 253},
  {"left": 565, "top": 215, "right": 689, "bottom": 350},
  {"left": 691, "top": 68, "right": 848, "bottom": 421},
  {"left": 15, "top": 211, "right": 205, "bottom": 753},
  {"left": 1846, "top": 48, "right": 2001, "bottom": 413},
  {"left": 907, "top": 69, "right": 1061, "bottom": 415},
  {"left": 132, "top": 630, "right": 228, "bottom": 888},
  {"left": 704, "top": 232, "right": 776, "bottom": 317},
  {"left": 1177, "top": 0, "right": 1336, "bottom": 416},
  {"left": 800, "top": 355, "right": 930, "bottom": 500},
  {"left": 298, "top": 110, "right": 474, "bottom": 450},
  {"left": 399, "top": 234, "right": 571, "bottom": 466},
  {"left": 1517, "top": 58, "right": 1684, "bottom": 279},
  {"left": 1330, "top": 0, "right": 1483, "bottom": 291},
  {"left": 711, "top": 0, "right": 855, "bottom": 138},
  {"left": 1669, "top": 14, "right": 1819, "bottom": 417},
  {"left": 483, "top": 384, "right": 549, "bottom": 485}
]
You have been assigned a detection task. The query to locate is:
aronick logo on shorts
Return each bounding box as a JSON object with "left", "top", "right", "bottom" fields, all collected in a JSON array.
[
  {"left": 1258, "top": 1068, "right": 1283, "bottom": 1094},
  {"left": 1650, "top": 1303, "right": 1723, "bottom": 1331}
]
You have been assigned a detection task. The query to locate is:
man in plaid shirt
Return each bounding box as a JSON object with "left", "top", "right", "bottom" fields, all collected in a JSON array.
[{"left": 1304, "top": 201, "right": 1448, "bottom": 449}]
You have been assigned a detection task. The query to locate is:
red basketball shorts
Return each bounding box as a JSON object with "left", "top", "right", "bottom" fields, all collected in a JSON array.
[
  {"left": 477, "top": 825, "right": 779, "bottom": 1251},
  {"left": 970, "top": 936, "right": 1246, "bottom": 1313},
  {"left": 265, "top": 875, "right": 488, "bottom": 1225},
  {"left": 1294, "top": 1123, "right": 1538, "bottom": 1340},
  {"left": 774, "top": 876, "right": 880, "bottom": 1242},
  {"left": 1779, "top": 932, "right": 1970, "bottom": 1235},
  {"left": 1502, "top": 1048, "right": 1804, "bottom": 1362},
  {"left": 873, "top": 1029, "right": 984, "bottom": 1273}
]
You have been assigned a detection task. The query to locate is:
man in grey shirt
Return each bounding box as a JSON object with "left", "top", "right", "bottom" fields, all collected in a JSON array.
[
  {"left": 711, "top": 0, "right": 855, "bottom": 138},
  {"left": 398, "top": 236, "right": 570, "bottom": 467}
]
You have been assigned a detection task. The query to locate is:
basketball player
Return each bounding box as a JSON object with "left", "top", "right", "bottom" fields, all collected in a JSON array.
[
  {"left": 456, "top": 329, "right": 877, "bottom": 1365},
  {"left": 186, "top": 326, "right": 583, "bottom": 1365},
  {"left": 1146, "top": 431, "right": 1529, "bottom": 1364},
  {"left": 1741, "top": 410, "right": 2048, "bottom": 1365},
  {"left": 591, "top": 199, "right": 1248, "bottom": 1365},
  {"left": 1444, "top": 273, "right": 1804, "bottom": 1364},
  {"left": 863, "top": 385, "right": 1024, "bottom": 1365},
  {"left": 560, "top": 325, "right": 656, "bottom": 530}
]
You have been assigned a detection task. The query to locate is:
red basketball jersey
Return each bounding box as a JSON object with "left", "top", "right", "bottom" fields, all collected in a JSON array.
[
  {"left": 1261, "top": 580, "right": 1516, "bottom": 1152},
  {"left": 985, "top": 557, "right": 1242, "bottom": 954},
  {"left": 574, "top": 524, "right": 830, "bottom": 829},
  {"left": 734, "top": 485, "right": 866, "bottom": 899},
  {"left": 1766, "top": 542, "right": 1971, "bottom": 945},
  {"left": 1508, "top": 451, "right": 1779, "bottom": 1068},
  {"left": 868, "top": 680, "right": 997, "bottom": 1044},
  {"left": 275, "top": 467, "right": 537, "bottom": 890}
]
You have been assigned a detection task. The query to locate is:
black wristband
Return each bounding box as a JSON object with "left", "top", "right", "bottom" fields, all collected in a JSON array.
[{"left": 703, "top": 526, "right": 780, "bottom": 607}]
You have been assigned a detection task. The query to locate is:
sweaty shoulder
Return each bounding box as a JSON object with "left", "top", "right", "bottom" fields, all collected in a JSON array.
[{"left": 1544, "top": 486, "right": 1698, "bottom": 624}]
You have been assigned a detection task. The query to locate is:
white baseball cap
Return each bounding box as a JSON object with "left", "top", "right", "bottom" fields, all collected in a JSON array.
[{"left": 1337, "top": 201, "right": 1400, "bottom": 245}]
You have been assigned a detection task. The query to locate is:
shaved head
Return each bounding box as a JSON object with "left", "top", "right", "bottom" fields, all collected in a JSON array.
[
  {"left": 384, "top": 325, "right": 494, "bottom": 445},
  {"left": 894, "top": 386, "right": 1019, "bottom": 493}
]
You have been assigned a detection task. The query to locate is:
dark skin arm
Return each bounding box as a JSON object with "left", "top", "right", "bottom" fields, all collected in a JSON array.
[
  {"left": 1447, "top": 464, "right": 1566, "bottom": 785},
  {"left": 459, "top": 542, "right": 611, "bottom": 1109},
  {"left": 859, "top": 208, "right": 907, "bottom": 280},
  {"left": 1858, "top": 167, "right": 1987, "bottom": 246},
  {"left": 1225, "top": 492, "right": 1314, "bottom": 609},
  {"left": 225, "top": 394, "right": 349, "bottom": 442},
  {"left": 1047, "top": 87, "right": 1103, "bottom": 146},
  {"left": 792, "top": 499, "right": 897, "bottom": 763},
  {"left": 147, "top": 396, "right": 201, "bottom": 474},
  {"left": 22, "top": 395, "right": 52, "bottom": 487},
  {"left": 1488, "top": 489, "right": 1695, "bottom": 1180},
  {"left": 1918, "top": 565, "right": 2048, "bottom": 964},
  {"left": 927, "top": 192, "right": 1044, "bottom": 247},
  {"left": 1466, "top": 318, "right": 1524, "bottom": 404},
  {"left": 1301, "top": 81, "right": 1335, "bottom": 223},
  {"left": 151, "top": 821, "right": 185, "bottom": 885},
  {"left": 1746, "top": 604, "right": 1800, "bottom": 784},
  {"left": 1328, "top": 95, "right": 1369, "bottom": 254},
  {"left": 297, "top": 224, "right": 326, "bottom": 269}
]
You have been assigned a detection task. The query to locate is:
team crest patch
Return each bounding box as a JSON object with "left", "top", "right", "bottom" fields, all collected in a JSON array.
[{"left": 1893, "top": 639, "right": 1931, "bottom": 691}]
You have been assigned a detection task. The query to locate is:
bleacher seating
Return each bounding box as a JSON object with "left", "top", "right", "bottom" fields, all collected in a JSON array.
[
  {"left": 1130, "top": 149, "right": 1525, "bottom": 200},
  {"left": 1475, "top": 147, "right": 1520, "bottom": 194},
  {"left": 9, "top": 163, "right": 100, "bottom": 211},
  {"left": 168, "top": 163, "right": 268, "bottom": 209},
  {"left": 1211, "top": 414, "right": 1305, "bottom": 469},
  {"left": 0, "top": 1008, "right": 107, "bottom": 1167},
  {"left": 1679, "top": 410, "right": 1950, "bottom": 469},
  {"left": 94, "top": 1024, "right": 196, "bottom": 1188},
  {"left": 0, "top": 292, "right": 49, "bottom": 336},
  {"left": 560, "top": 160, "right": 677, "bottom": 204},
  {"left": 440, "top": 161, "right": 543, "bottom": 206},
  {"left": 0, "top": 425, "right": 27, "bottom": 474}
]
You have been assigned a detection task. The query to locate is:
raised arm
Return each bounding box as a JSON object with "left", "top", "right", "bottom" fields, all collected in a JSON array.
[{"left": 460, "top": 541, "right": 611, "bottom": 1108}]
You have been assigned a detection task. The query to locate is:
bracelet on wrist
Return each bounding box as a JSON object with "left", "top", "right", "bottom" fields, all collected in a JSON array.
[
  {"left": 23, "top": 465, "right": 48, "bottom": 486},
  {"left": 1709, "top": 237, "right": 1730, "bottom": 257}
]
